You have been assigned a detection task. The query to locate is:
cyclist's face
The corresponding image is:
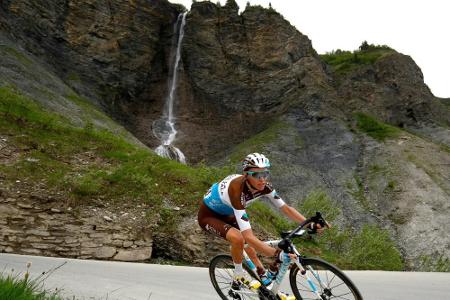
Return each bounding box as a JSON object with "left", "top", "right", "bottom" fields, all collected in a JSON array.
[{"left": 246, "top": 167, "right": 269, "bottom": 190}]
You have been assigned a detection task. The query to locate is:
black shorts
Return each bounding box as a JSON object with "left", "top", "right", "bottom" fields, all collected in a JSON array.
[{"left": 197, "top": 202, "right": 239, "bottom": 239}]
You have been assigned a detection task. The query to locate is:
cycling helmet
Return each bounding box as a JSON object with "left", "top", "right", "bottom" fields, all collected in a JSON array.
[{"left": 242, "top": 153, "right": 271, "bottom": 171}]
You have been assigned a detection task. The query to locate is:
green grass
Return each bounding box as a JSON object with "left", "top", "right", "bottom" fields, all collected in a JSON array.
[
  {"left": 320, "top": 43, "right": 395, "bottom": 75},
  {"left": 298, "top": 190, "right": 341, "bottom": 222},
  {"left": 354, "top": 112, "right": 400, "bottom": 141},
  {"left": 346, "top": 225, "right": 403, "bottom": 270},
  {"left": 227, "top": 120, "right": 289, "bottom": 164},
  {"left": 248, "top": 190, "right": 404, "bottom": 270},
  {"left": 0, "top": 266, "right": 62, "bottom": 300},
  {"left": 0, "top": 86, "right": 406, "bottom": 270},
  {"left": 346, "top": 175, "right": 370, "bottom": 211},
  {"left": 0, "top": 85, "right": 230, "bottom": 230},
  {"left": 0, "top": 45, "right": 34, "bottom": 66},
  {"left": 65, "top": 92, "right": 119, "bottom": 129},
  {"left": 419, "top": 254, "right": 450, "bottom": 272},
  {"left": 247, "top": 201, "right": 293, "bottom": 235},
  {"left": 296, "top": 191, "right": 403, "bottom": 270}
]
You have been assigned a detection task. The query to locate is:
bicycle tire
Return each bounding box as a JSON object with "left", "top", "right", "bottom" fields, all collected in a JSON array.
[
  {"left": 289, "top": 257, "right": 363, "bottom": 300},
  {"left": 209, "top": 254, "right": 261, "bottom": 300}
]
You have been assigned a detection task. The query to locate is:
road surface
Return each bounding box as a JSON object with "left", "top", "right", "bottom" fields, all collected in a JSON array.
[{"left": 1, "top": 254, "right": 449, "bottom": 300}]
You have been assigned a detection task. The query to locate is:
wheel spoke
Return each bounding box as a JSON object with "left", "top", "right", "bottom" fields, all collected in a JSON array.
[
  {"left": 330, "top": 281, "right": 346, "bottom": 289},
  {"left": 290, "top": 259, "right": 361, "bottom": 300},
  {"left": 210, "top": 255, "right": 264, "bottom": 300}
]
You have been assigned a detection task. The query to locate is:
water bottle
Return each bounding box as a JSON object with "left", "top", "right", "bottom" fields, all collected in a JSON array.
[{"left": 275, "top": 253, "right": 290, "bottom": 285}]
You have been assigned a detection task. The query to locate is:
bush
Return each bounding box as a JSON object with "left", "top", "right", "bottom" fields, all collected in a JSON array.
[
  {"left": 293, "top": 190, "right": 404, "bottom": 270},
  {"left": 298, "top": 190, "right": 340, "bottom": 222},
  {"left": 354, "top": 112, "right": 400, "bottom": 141},
  {"left": 0, "top": 264, "right": 63, "bottom": 300},
  {"left": 348, "top": 225, "right": 403, "bottom": 270},
  {"left": 320, "top": 43, "right": 395, "bottom": 75}
]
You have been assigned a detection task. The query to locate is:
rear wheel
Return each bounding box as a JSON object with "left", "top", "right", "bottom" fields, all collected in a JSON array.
[
  {"left": 209, "top": 254, "right": 261, "bottom": 300},
  {"left": 289, "top": 258, "right": 363, "bottom": 300}
]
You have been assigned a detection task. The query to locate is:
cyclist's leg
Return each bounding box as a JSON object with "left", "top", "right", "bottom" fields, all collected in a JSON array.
[
  {"left": 198, "top": 203, "right": 236, "bottom": 237},
  {"left": 199, "top": 203, "right": 244, "bottom": 262},
  {"left": 244, "top": 245, "right": 265, "bottom": 275},
  {"left": 198, "top": 204, "right": 260, "bottom": 290},
  {"left": 225, "top": 227, "right": 245, "bottom": 264}
]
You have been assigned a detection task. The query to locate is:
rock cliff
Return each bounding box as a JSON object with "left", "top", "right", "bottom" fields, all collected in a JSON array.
[
  {"left": 1, "top": 0, "right": 449, "bottom": 270},
  {"left": 0, "top": 0, "right": 182, "bottom": 134}
]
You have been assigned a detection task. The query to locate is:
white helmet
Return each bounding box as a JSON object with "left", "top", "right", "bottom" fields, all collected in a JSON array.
[{"left": 242, "top": 153, "right": 271, "bottom": 171}]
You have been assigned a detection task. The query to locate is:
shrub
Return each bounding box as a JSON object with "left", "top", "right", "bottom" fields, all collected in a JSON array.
[
  {"left": 320, "top": 43, "right": 395, "bottom": 75},
  {"left": 348, "top": 225, "right": 403, "bottom": 270},
  {"left": 0, "top": 263, "right": 63, "bottom": 300},
  {"left": 354, "top": 112, "right": 400, "bottom": 141}
]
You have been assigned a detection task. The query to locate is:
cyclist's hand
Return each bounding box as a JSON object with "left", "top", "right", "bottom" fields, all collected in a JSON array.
[
  {"left": 308, "top": 221, "right": 331, "bottom": 234},
  {"left": 277, "top": 250, "right": 297, "bottom": 262}
]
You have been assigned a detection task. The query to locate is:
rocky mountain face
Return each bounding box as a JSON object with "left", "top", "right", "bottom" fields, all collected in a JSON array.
[
  {"left": 335, "top": 52, "right": 450, "bottom": 136},
  {"left": 0, "top": 0, "right": 182, "bottom": 135},
  {"left": 1, "top": 0, "right": 449, "bottom": 270}
]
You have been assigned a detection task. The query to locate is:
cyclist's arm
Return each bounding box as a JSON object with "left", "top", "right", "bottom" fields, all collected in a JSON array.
[
  {"left": 266, "top": 189, "right": 306, "bottom": 223},
  {"left": 228, "top": 181, "right": 278, "bottom": 257},
  {"left": 241, "top": 229, "right": 277, "bottom": 257},
  {"left": 280, "top": 204, "right": 306, "bottom": 223}
]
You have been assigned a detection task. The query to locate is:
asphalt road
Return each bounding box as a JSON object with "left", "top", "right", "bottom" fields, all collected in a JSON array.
[{"left": 1, "top": 254, "right": 449, "bottom": 300}]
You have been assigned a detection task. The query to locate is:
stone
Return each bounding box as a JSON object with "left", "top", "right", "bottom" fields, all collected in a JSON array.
[
  {"left": 122, "top": 241, "right": 133, "bottom": 248},
  {"left": 30, "top": 243, "right": 53, "bottom": 250},
  {"left": 26, "top": 229, "right": 50, "bottom": 237},
  {"left": 95, "top": 247, "right": 116, "bottom": 259},
  {"left": 0, "top": 204, "right": 20, "bottom": 216},
  {"left": 81, "top": 241, "right": 101, "bottom": 248},
  {"left": 112, "top": 233, "right": 129, "bottom": 240},
  {"left": 111, "top": 240, "right": 124, "bottom": 247},
  {"left": 21, "top": 248, "right": 42, "bottom": 255},
  {"left": 17, "top": 203, "right": 33, "bottom": 209},
  {"left": 113, "top": 247, "right": 152, "bottom": 261}
]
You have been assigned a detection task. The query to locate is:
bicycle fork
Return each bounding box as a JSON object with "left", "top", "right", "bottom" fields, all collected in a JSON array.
[{"left": 294, "top": 260, "right": 329, "bottom": 300}]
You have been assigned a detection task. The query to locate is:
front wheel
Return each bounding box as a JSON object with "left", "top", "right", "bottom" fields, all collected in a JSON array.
[
  {"left": 289, "top": 257, "right": 363, "bottom": 300},
  {"left": 209, "top": 254, "right": 261, "bottom": 300}
]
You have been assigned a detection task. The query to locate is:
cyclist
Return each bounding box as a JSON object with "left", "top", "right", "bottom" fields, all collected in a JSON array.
[{"left": 198, "top": 153, "right": 312, "bottom": 295}]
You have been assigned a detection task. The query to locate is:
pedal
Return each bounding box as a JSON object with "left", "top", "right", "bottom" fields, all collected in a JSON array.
[{"left": 228, "top": 288, "right": 242, "bottom": 299}]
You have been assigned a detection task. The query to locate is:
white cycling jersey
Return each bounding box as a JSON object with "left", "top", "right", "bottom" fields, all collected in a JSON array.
[{"left": 203, "top": 174, "right": 286, "bottom": 231}]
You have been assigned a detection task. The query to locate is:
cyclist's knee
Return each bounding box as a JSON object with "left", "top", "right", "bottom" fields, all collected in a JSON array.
[{"left": 226, "top": 229, "right": 244, "bottom": 247}]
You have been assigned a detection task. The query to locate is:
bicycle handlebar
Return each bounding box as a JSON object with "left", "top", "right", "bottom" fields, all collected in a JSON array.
[{"left": 277, "top": 211, "right": 328, "bottom": 253}]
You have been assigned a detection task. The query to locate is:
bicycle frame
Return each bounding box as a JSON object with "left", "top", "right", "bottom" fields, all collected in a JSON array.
[
  {"left": 213, "top": 212, "right": 361, "bottom": 300},
  {"left": 242, "top": 235, "right": 331, "bottom": 299}
]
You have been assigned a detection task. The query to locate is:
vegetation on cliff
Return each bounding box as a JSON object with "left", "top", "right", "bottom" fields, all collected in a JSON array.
[
  {"left": 248, "top": 190, "right": 404, "bottom": 270},
  {"left": 0, "top": 85, "right": 229, "bottom": 231},
  {"left": 1, "top": 84, "right": 405, "bottom": 270},
  {"left": 1, "top": 0, "right": 449, "bottom": 273},
  {"left": 321, "top": 42, "right": 395, "bottom": 75},
  {"left": 354, "top": 112, "right": 401, "bottom": 141}
]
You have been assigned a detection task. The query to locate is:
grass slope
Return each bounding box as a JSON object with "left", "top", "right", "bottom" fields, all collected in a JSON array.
[
  {"left": 1, "top": 85, "right": 405, "bottom": 270},
  {"left": 0, "top": 86, "right": 230, "bottom": 230},
  {"left": 321, "top": 43, "right": 395, "bottom": 75}
]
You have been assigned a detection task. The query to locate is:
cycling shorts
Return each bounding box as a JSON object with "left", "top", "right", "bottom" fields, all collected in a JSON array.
[{"left": 197, "top": 202, "right": 238, "bottom": 239}]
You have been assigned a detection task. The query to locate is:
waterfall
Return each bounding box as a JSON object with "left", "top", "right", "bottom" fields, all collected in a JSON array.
[{"left": 153, "top": 12, "right": 187, "bottom": 164}]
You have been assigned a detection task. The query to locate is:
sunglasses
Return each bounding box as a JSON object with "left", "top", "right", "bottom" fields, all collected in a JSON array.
[{"left": 246, "top": 171, "right": 270, "bottom": 180}]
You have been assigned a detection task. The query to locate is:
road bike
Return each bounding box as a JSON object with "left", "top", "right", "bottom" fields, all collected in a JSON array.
[{"left": 209, "top": 212, "right": 363, "bottom": 300}]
